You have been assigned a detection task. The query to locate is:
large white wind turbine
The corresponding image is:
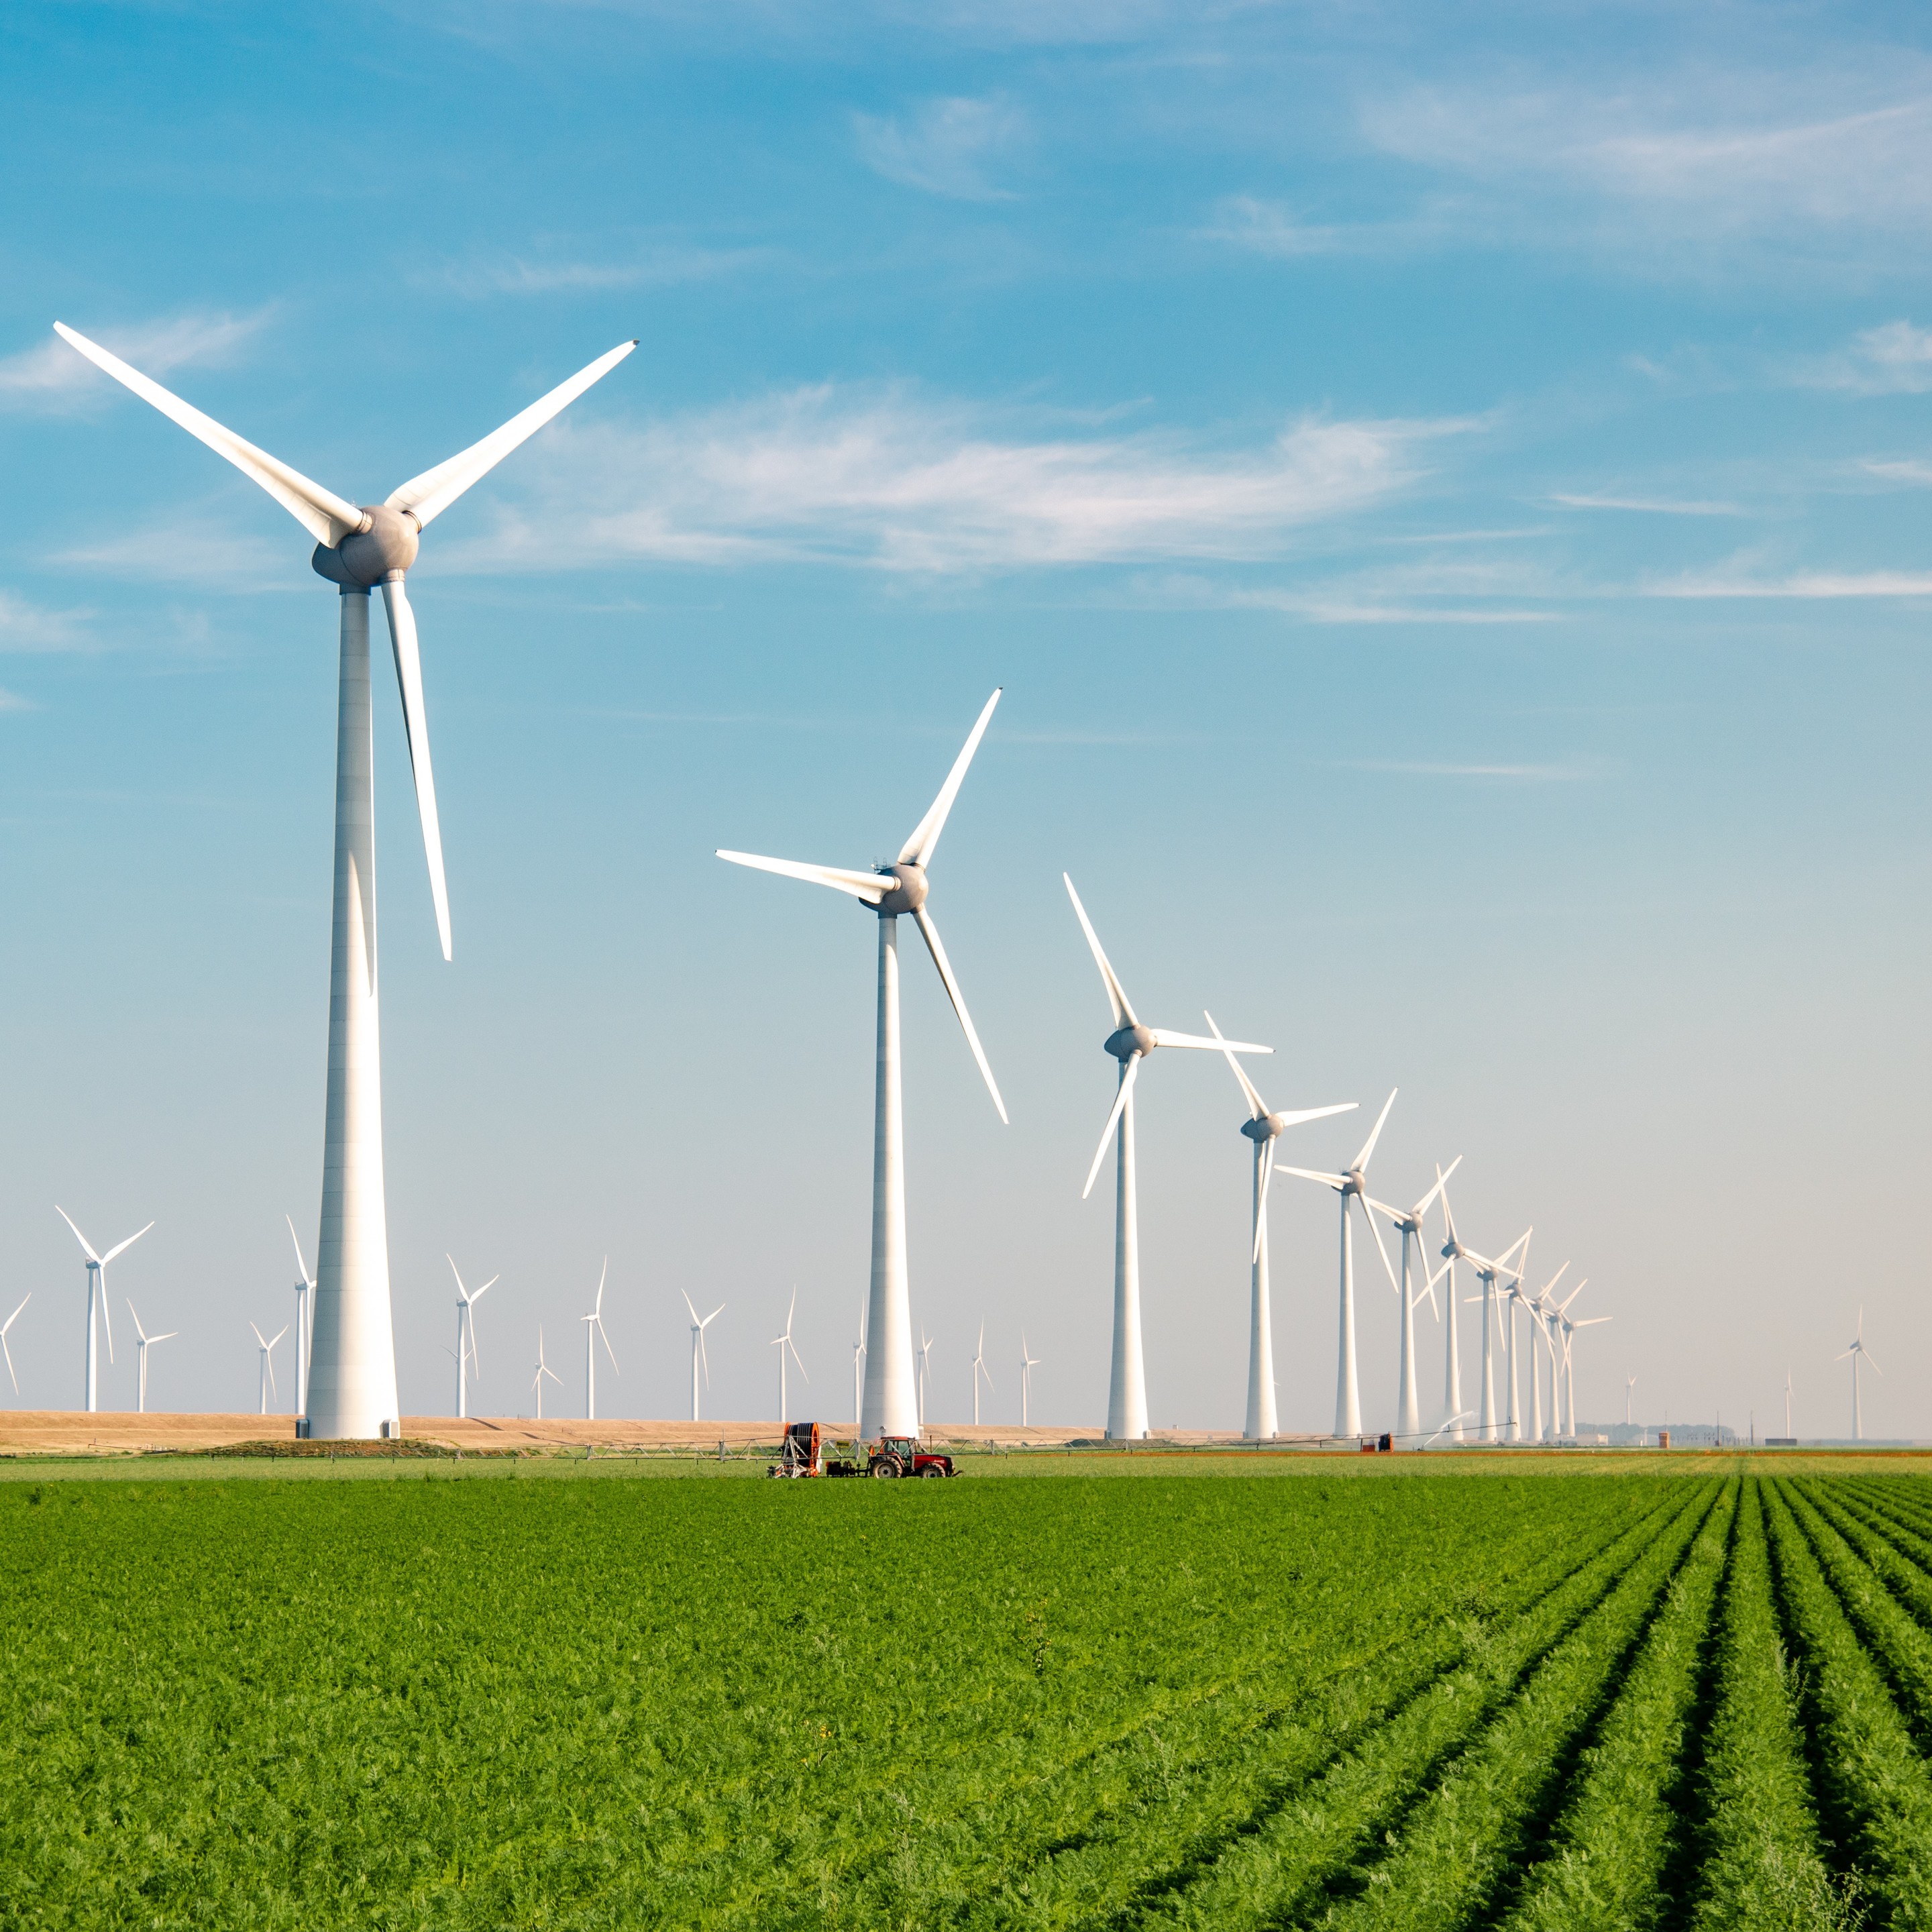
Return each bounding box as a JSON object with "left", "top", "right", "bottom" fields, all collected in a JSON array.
[
  {"left": 0, "top": 1295, "right": 28, "bottom": 1397},
  {"left": 56, "top": 1209, "right": 153, "bottom": 1414},
  {"left": 1020, "top": 1333, "right": 1040, "bottom": 1427},
  {"left": 1279, "top": 1091, "right": 1400, "bottom": 1439},
  {"left": 531, "top": 1328, "right": 561, "bottom": 1421},
  {"left": 1065, "top": 879, "right": 1269, "bottom": 1440},
  {"left": 286, "top": 1217, "right": 316, "bottom": 1419},
  {"left": 1837, "top": 1310, "right": 1880, "bottom": 1442},
  {"left": 972, "top": 1323, "right": 995, "bottom": 1427},
  {"left": 56, "top": 322, "right": 635, "bottom": 1440},
  {"left": 682, "top": 1292, "right": 724, "bottom": 1423},
  {"left": 771, "top": 1289, "right": 807, "bottom": 1428},
  {"left": 447, "top": 1258, "right": 497, "bottom": 1420},
  {"left": 1203, "top": 1012, "right": 1353, "bottom": 1441},
  {"left": 582, "top": 1263, "right": 616, "bottom": 1421},
  {"left": 718, "top": 690, "right": 1008, "bottom": 1442},
  {"left": 1364, "top": 1161, "right": 1461, "bottom": 1443},
  {"left": 128, "top": 1303, "right": 176, "bottom": 1415},
  {"left": 251, "top": 1322, "right": 288, "bottom": 1417}
]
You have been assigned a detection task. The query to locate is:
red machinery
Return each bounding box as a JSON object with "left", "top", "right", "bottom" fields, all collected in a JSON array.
[{"left": 767, "top": 1423, "right": 956, "bottom": 1478}]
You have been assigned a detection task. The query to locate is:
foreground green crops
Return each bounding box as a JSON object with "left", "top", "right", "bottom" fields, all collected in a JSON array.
[{"left": 3, "top": 1472, "right": 1930, "bottom": 1927}]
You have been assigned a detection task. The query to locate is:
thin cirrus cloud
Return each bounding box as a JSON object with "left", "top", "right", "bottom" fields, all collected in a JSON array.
[
  {"left": 433, "top": 386, "right": 1467, "bottom": 576},
  {"left": 1646, "top": 565, "right": 1932, "bottom": 598},
  {"left": 1550, "top": 492, "right": 1742, "bottom": 516},
  {"left": 1791, "top": 320, "right": 1932, "bottom": 394},
  {"left": 852, "top": 95, "right": 1027, "bottom": 200},
  {"left": 0, "top": 591, "right": 91, "bottom": 652},
  {"left": 0, "top": 308, "right": 273, "bottom": 410},
  {"left": 435, "top": 241, "right": 775, "bottom": 299}
]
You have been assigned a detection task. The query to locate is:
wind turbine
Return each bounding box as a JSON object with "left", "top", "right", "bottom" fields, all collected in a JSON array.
[
  {"left": 1279, "top": 1091, "right": 1400, "bottom": 1439},
  {"left": 531, "top": 1328, "right": 561, "bottom": 1421},
  {"left": 1065, "top": 877, "right": 1270, "bottom": 1440},
  {"left": 681, "top": 1292, "right": 724, "bottom": 1423},
  {"left": 1436, "top": 1176, "right": 1527, "bottom": 1444},
  {"left": 718, "top": 690, "right": 1007, "bottom": 1443},
  {"left": 972, "top": 1323, "right": 995, "bottom": 1428},
  {"left": 1020, "top": 1333, "right": 1040, "bottom": 1428},
  {"left": 127, "top": 1303, "right": 177, "bottom": 1415},
  {"left": 1544, "top": 1278, "right": 1592, "bottom": 1436},
  {"left": 917, "top": 1330, "right": 935, "bottom": 1429},
  {"left": 1519, "top": 1262, "right": 1568, "bottom": 1444},
  {"left": 1837, "top": 1310, "right": 1880, "bottom": 1442},
  {"left": 0, "top": 1295, "right": 27, "bottom": 1397},
  {"left": 56, "top": 321, "right": 636, "bottom": 1440},
  {"left": 581, "top": 1263, "right": 616, "bottom": 1421},
  {"left": 251, "top": 1322, "right": 288, "bottom": 1417},
  {"left": 1499, "top": 1230, "right": 1536, "bottom": 1444},
  {"left": 1626, "top": 1373, "right": 1637, "bottom": 1431},
  {"left": 1363, "top": 1161, "right": 1461, "bottom": 1444},
  {"left": 56, "top": 1208, "right": 153, "bottom": 1413},
  {"left": 1202, "top": 1012, "right": 1354, "bottom": 1441},
  {"left": 447, "top": 1258, "right": 497, "bottom": 1420},
  {"left": 1783, "top": 1370, "right": 1792, "bottom": 1440},
  {"left": 1555, "top": 1291, "right": 1606, "bottom": 1437},
  {"left": 851, "top": 1291, "right": 867, "bottom": 1430},
  {"left": 771, "top": 1289, "right": 807, "bottom": 1427},
  {"left": 1432, "top": 1165, "right": 1466, "bottom": 1439},
  {"left": 286, "top": 1216, "right": 316, "bottom": 1421}
]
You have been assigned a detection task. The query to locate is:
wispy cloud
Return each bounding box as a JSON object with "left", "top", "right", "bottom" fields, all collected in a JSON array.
[
  {"left": 0, "top": 687, "right": 36, "bottom": 712},
  {"left": 435, "top": 386, "right": 1467, "bottom": 576},
  {"left": 1794, "top": 319, "right": 1932, "bottom": 393},
  {"left": 53, "top": 513, "right": 297, "bottom": 592},
  {"left": 0, "top": 309, "right": 273, "bottom": 411},
  {"left": 0, "top": 592, "right": 92, "bottom": 652},
  {"left": 1201, "top": 197, "right": 1355, "bottom": 258},
  {"left": 436, "top": 240, "right": 774, "bottom": 299},
  {"left": 1861, "top": 458, "right": 1932, "bottom": 486},
  {"left": 853, "top": 95, "right": 1027, "bottom": 201},
  {"left": 1342, "top": 758, "right": 1591, "bottom": 780},
  {"left": 1551, "top": 491, "right": 1741, "bottom": 516},
  {"left": 1647, "top": 566, "right": 1932, "bottom": 598}
]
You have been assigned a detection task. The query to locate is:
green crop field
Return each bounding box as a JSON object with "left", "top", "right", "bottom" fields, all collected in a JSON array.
[{"left": 4, "top": 1465, "right": 1931, "bottom": 1928}]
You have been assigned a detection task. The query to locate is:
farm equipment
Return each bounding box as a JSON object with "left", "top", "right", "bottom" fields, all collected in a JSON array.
[{"left": 766, "top": 1423, "right": 957, "bottom": 1479}]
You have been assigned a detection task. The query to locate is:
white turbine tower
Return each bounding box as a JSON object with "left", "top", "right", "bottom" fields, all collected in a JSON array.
[
  {"left": 56, "top": 1209, "right": 153, "bottom": 1414},
  {"left": 717, "top": 690, "right": 1008, "bottom": 1443},
  {"left": 1020, "top": 1333, "right": 1040, "bottom": 1428},
  {"left": 1279, "top": 1091, "right": 1400, "bottom": 1439},
  {"left": 56, "top": 322, "right": 636, "bottom": 1441},
  {"left": 251, "top": 1322, "right": 288, "bottom": 1417},
  {"left": 127, "top": 1303, "right": 177, "bottom": 1415},
  {"left": 286, "top": 1216, "right": 316, "bottom": 1421},
  {"left": 972, "top": 1323, "right": 995, "bottom": 1427},
  {"left": 1837, "top": 1311, "right": 1880, "bottom": 1442},
  {"left": 1202, "top": 1012, "right": 1354, "bottom": 1441},
  {"left": 771, "top": 1289, "right": 807, "bottom": 1427},
  {"left": 0, "top": 1295, "right": 28, "bottom": 1397},
  {"left": 447, "top": 1258, "right": 497, "bottom": 1420},
  {"left": 682, "top": 1292, "right": 724, "bottom": 1423},
  {"left": 581, "top": 1263, "right": 616, "bottom": 1421},
  {"left": 1364, "top": 1161, "right": 1462, "bottom": 1444},
  {"left": 531, "top": 1328, "right": 561, "bottom": 1421},
  {"left": 1065, "top": 878, "right": 1269, "bottom": 1441}
]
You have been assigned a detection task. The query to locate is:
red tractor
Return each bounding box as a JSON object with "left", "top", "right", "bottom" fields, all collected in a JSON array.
[{"left": 767, "top": 1422, "right": 956, "bottom": 1478}]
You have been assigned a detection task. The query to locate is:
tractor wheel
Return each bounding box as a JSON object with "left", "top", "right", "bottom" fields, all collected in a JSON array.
[
  {"left": 869, "top": 1458, "right": 898, "bottom": 1479},
  {"left": 918, "top": 1464, "right": 946, "bottom": 1478}
]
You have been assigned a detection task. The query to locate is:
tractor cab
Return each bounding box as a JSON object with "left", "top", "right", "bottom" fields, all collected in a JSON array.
[{"left": 868, "top": 1435, "right": 957, "bottom": 1479}]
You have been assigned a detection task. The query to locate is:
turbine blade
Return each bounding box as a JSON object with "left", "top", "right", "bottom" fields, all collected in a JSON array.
[
  {"left": 1352, "top": 1089, "right": 1397, "bottom": 1172},
  {"left": 127, "top": 1299, "right": 148, "bottom": 1344},
  {"left": 1146, "top": 1028, "right": 1271, "bottom": 1054},
  {"left": 1411, "top": 1154, "right": 1462, "bottom": 1221},
  {"left": 54, "top": 323, "right": 363, "bottom": 545},
  {"left": 912, "top": 907, "right": 1008, "bottom": 1124},
  {"left": 1082, "top": 1056, "right": 1139, "bottom": 1200},
  {"left": 681, "top": 1288, "right": 700, "bottom": 1323},
  {"left": 99, "top": 1221, "right": 154, "bottom": 1268},
  {"left": 1062, "top": 874, "right": 1136, "bottom": 1027},
  {"left": 596, "top": 1318, "right": 619, "bottom": 1372},
  {"left": 54, "top": 1207, "right": 102, "bottom": 1266},
  {"left": 1275, "top": 1165, "right": 1347, "bottom": 1188},
  {"left": 386, "top": 339, "right": 639, "bottom": 529},
  {"left": 380, "top": 579, "right": 453, "bottom": 962},
  {"left": 0, "top": 1293, "right": 28, "bottom": 1337},
  {"left": 286, "top": 1214, "right": 314, "bottom": 1287},
  {"left": 898, "top": 688, "right": 1001, "bottom": 867},
  {"left": 1202, "top": 1010, "right": 1268, "bottom": 1117},
  {"left": 1271, "top": 1102, "right": 1357, "bottom": 1129},
  {"left": 1356, "top": 1195, "right": 1399, "bottom": 1295},
  {"left": 1437, "top": 1165, "right": 1460, "bottom": 1248},
  {"left": 0, "top": 1333, "right": 14, "bottom": 1396},
  {"left": 715, "top": 850, "right": 887, "bottom": 903},
  {"left": 100, "top": 1285, "right": 115, "bottom": 1364}
]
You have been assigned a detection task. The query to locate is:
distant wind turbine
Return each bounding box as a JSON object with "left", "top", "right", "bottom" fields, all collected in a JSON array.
[
  {"left": 1783, "top": 1369, "right": 1792, "bottom": 1439},
  {"left": 917, "top": 1330, "right": 935, "bottom": 1429},
  {"left": 1626, "top": 1373, "right": 1637, "bottom": 1430},
  {"left": 1364, "top": 1161, "right": 1461, "bottom": 1444},
  {"left": 682, "top": 1291, "right": 725, "bottom": 1423},
  {"left": 581, "top": 1263, "right": 616, "bottom": 1421},
  {"left": 0, "top": 1295, "right": 29, "bottom": 1397},
  {"left": 1020, "top": 1333, "right": 1041, "bottom": 1428},
  {"left": 771, "top": 1289, "right": 807, "bottom": 1427},
  {"left": 1837, "top": 1310, "right": 1880, "bottom": 1442},
  {"left": 128, "top": 1302, "right": 177, "bottom": 1415},
  {"left": 56, "top": 321, "right": 635, "bottom": 1440},
  {"left": 251, "top": 1322, "right": 288, "bottom": 1417},
  {"left": 531, "top": 1328, "right": 561, "bottom": 1420},
  {"left": 972, "top": 1323, "right": 995, "bottom": 1427},
  {"left": 56, "top": 1208, "right": 153, "bottom": 1413},
  {"left": 851, "top": 1291, "right": 867, "bottom": 1430},
  {"left": 718, "top": 689, "right": 1008, "bottom": 1443},
  {"left": 286, "top": 1216, "right": 315, "bottom": 1421},
  {"left": 1066, "top": 877, "right": 1269, "bottom": 1440},
  {"left": 1203, "top": 1011, "right": 1353, "bottom": 1441},
  {"left": 447, "top": 1257, "right": 498, "bottom": 1420}
]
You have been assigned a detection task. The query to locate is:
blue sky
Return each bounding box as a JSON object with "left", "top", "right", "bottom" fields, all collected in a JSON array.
[{"left": 1, "top": 1, "right": 1928, "bottom": 1437}]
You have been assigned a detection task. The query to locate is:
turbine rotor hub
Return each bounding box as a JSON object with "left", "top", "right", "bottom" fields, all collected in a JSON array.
[
  {"left": 1105, "top": 1023, "right": 1155, "bottom": 1061},
  {"left": 311, "top": 504, "right": 420, "bottom": 589},
  {"left": 874, "top": 862, "right": 928, "bottom": 916},
  {"left": 1240, "top": 1115, "right": 1275, "bottom": 1143}
]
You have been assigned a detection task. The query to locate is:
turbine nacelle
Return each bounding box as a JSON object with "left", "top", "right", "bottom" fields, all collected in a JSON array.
[
  {"left": 1105, "top": 1022, "right": 1157, "bottom": 1061},
  {"left": 311, "top": 506, "right": 421, "bottom": 589},
  {"left": 871, "top": 861, "right": 930, "bottom": 916}
]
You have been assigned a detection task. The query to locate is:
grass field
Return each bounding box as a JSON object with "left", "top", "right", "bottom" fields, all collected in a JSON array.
[{"left": 3, "top": 1464, "right": 1928, "bottom": 1927}]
